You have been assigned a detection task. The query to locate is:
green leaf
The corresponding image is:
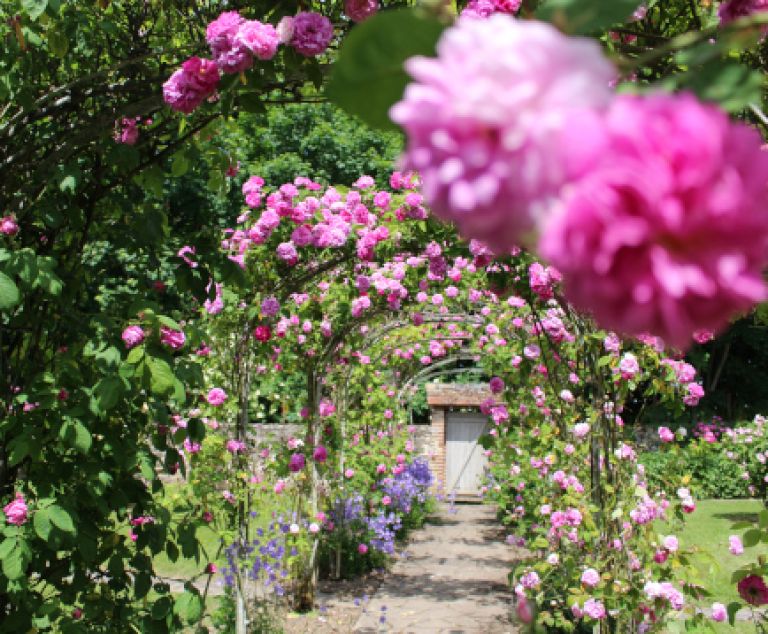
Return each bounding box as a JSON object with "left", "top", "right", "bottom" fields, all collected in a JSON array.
[
  {"left": 94, "top": 376, "right": 124, "bottom": 411},
  {"left": 7, "top": 434, "right": 31, "bottom": 466},
  {"left": 22, "top": 0, "right": 48, "bottom": 20},
  {"left": 727, "top": 602, "right": 741, "bottom": 626},
  {"left": 134, "top": 572, "right": 152, "bottom": 599},
  {"left": 238, "top": 92, "right": 266, "bottom": 114},
  {"left": 59, "top": 174, "right": 77, "bottom": 194},
  {"left": 0, "top": 272, "right": 20, "bottom": 312},
  {"left": 675, "top": 60, "right": 764, "bottom": 113},
  {"left": 147, "top": 356, "right": 175, "bottom": 395},
  {"left": 0, "top": 538, "right": 16, "bottom": 560},
  {"left": 536, "top": 0, "right": 640, "bottom": 34},
  {"left": 33, "top": 509, "right": 53, "bottom": 541},
  {"left": 174, "top": 589, "right": 203, "bottom": 624},
  {"left": 47, "top": 28, "right": 68, "bottom": 57},
  {"left": 1, "top": 543, "right": 25, "bottom": 580},
  {"left": 151, "top": 596, "right": 173, "bottom": 620},
  {"left": 70, "top": 421, "right": 92, "bottom": 454},
  {"left": 326, "top": 9, "right": 445, "bottom": 131},
  {"left": 48, "top": 505, "right": 75, "bottom": 534},
  {"left": 743, "top": 528, "right": 761, "bottom": 547},
  {"left": 171, "top": 153, "right": 190, "bottom": 178}
]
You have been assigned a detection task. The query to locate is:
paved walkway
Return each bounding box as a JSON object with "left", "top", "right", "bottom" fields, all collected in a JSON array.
[{"left": 354, "top": 504, "right": 522, "bottom": 634}]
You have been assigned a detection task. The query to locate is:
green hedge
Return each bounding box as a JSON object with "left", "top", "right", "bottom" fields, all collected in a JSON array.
[{"left": 639, "top": 449, "right": 749, "bottom": 500}]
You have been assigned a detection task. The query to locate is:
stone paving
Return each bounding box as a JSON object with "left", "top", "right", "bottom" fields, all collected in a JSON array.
[{"left": 354, "top": 503, "right": 523, "bottom": 634}]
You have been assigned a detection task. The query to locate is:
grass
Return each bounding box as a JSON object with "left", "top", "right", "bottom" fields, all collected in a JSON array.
[{"left": 660, "top": 499, "right": 768, "bottom": 633}]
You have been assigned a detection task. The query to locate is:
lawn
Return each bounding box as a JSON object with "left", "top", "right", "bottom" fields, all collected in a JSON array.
[{"left": 663, "top": 499, "right": 767, "bottom": 633}]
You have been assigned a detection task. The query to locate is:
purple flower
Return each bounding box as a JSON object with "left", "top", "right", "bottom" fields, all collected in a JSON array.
[
  {"left": 290, "top": 12, "right": 334, "bottom": 57},
  {"left": 288, "top": 453, "right": 306, "bottom": 472},
  {"left": 313, "top": 445, "right": 328, "bottom": 463}
]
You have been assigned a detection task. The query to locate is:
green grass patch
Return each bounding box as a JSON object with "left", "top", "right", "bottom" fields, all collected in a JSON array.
[{"left": 661, "top": 499, "right": 767, "bottom": 633}]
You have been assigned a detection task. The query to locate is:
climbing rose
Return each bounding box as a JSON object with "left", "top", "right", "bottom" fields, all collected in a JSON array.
[
  {"left": 290, "top": 12, "right": 333, "bottom": 57},
  {"left": 489, "top": 376, "right": 505, "bottom": 394},
  {"left": 160, "top": 326, "right": 186, "bottom": 350},
  {"left": 122, "top": 325, "right": 145, "bottom": 349},
  {"left": 581, "top": 568, "right": 600, "bottom": 587},
  {"left": 390, "top": 15, "right": 615, "bottom": 252},
  {"left": 206, "top": 11, "right": 252, "bottom": 73},
  {"left": 3, "top": 493, "right": 28, "bottom": 525},
  {"left": 277, "top": 16, "right": 295, "bottom": 43},
  {"left": 162, "top": 57, "right": 220, "bottom": 114},
  {"left": 261, "top": 296, "right": 280, "bottom": 317},
  {"left": 114, "top": 117, "right": 140, "bottom": 145},
  {"left": 718, "top": 0, "right": 768, "bottom": 24},
  {"left": 253, "top": 325, "right": 272, "bottom": 342},
  {"left": 582, "top": 598, "right": 606, "bottom": 620},
  {"left": 288, "top": 453, "right": 306, "bottom": 472},
  {"left": 729, "top": 535, "right": 744, "bottom": 555},
  {"left": 345, "top": 0, "right": 378, "bottom": 22},
  {"left": 540, "top": 93, "right": 768, "bottom": 348},
  {"left": 711, "top": 602, "right": 727, "bottom": 622},
  {"left": 206, "top": 388, "right": 227, "bottom": 406},
  {"left": 312, "top": 445, "right": 328, "bottom": 463},
  {"left": 618, "top": 353, "right": 640, "bottom": 380},
  {"left": 738, "top": 574, "right": 768, "bottom": 606},
  {"left": 0, "top": 216, "right": 19, "bottom": 236},
  {"left": 235, "top": 20, "right": 280, "bottom": 61},
  {"left": 658, "top": 426, "right": 675, "bottom": 443},
  {"left": 461, "top": 0, "right": 522, "bottom": 18},
  {"left": 358, "top": 543, "right": 368, "bottom": 554}
]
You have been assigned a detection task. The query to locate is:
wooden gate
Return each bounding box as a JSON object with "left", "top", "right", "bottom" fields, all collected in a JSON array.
[{"left": 445, "top": 412, "right": 488, "bottom": 495}]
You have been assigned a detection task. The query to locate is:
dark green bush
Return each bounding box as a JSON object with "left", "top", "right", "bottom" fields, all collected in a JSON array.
[{"left": 639, "top": 448, "right": 749, "bottom": 499}]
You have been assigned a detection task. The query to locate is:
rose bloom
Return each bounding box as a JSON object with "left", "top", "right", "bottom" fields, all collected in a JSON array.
[
  {"left": 357, "top": 543, "right": 368, "bottom": 554},
  {"left": 344, "top": 0, "right": 378, "bottom": 22},
  {"left": 3, "top": 492, "right": 28, "bottom": 525},
  {"left": 658, "top": 426, "right": 675, "bottom": 443},
  {"left": 206, "top": 388, "right": 227, "bottom": 406},
  {"left": 581, "top": 568, "right": 600, "bottom": 588},
  {"left": 662, "top": 535, "right": 679, "bottom": 552},
  {"left": 313, "top": 445, "right": 328, "bottom": 463},
  {"left": 390, "top": 15, "right": 615, "bottom": 252},
  {"left": 253, "top": 325, "right": 272, "bottom": 342},
  {"left": 718, "top": 0, "right": 768, "bottom": 26},
  {"left": 235, "top": 20, "right": 280, "bottom": 61},
  {"left": 290, "top": 12, "right": 334, "bottom": 57},
  {"left": 160, "top": 326, "right": 185, "bottom": 350},
  {"left": 540, "top": 93, "right": 768, "bottom": 348},
  {"left": 462, "top": 0, "right": 522, "bottom": 18},
  {"left": 162, "top": 57, "right": 220, "bottom": 114},
  {"left": 489, "top": 376, "right": 505, "bottom": 394},
  {"left": 122, "top": 325, "right": 145, "bottom": 349},
  {"left": 738, "top": 574, "right": 768, "bottom": 606},
  {"left": 729, "top": 535, "right": 744, "bottom": 555},
  {"left": 711, "top": 602, "right": 727, "bottom": 622},
  {"left": 0, "top": 215, "right": 19, "bottom": 236}
]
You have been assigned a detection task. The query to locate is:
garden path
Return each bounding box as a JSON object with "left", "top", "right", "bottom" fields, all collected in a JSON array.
[{"left": 353, "top": 503, "right": 522, "bottom": 634}]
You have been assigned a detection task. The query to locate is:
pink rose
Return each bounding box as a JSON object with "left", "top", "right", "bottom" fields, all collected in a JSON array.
[
  {"left": 290, "top": 12, "right": 333, "bottom": 57},
  {"left": 0, "top": 215, "right": 19, "bottom": 236},
  {"left": 540, "top": 93, "right": 768, "bottom": 348},
  {"left": 121, "top": 325, "right": 145, "bottom": 349},
  {"left": 206, "top": 388, "right": 227, "bottom": 406},
  {"left": 344, "top": 0, "right": 378, "bottom": 22},
  {"left": 390, "top": 15, "right": 614, "bottom": 252},
  {"left": 3, "top": 493, "right": 28, "bottom": 525}
]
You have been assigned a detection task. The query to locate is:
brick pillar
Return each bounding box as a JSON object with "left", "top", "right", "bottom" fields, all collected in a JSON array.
[{"left": 430, "top": 407, "right": 446, "bottom": 493}]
